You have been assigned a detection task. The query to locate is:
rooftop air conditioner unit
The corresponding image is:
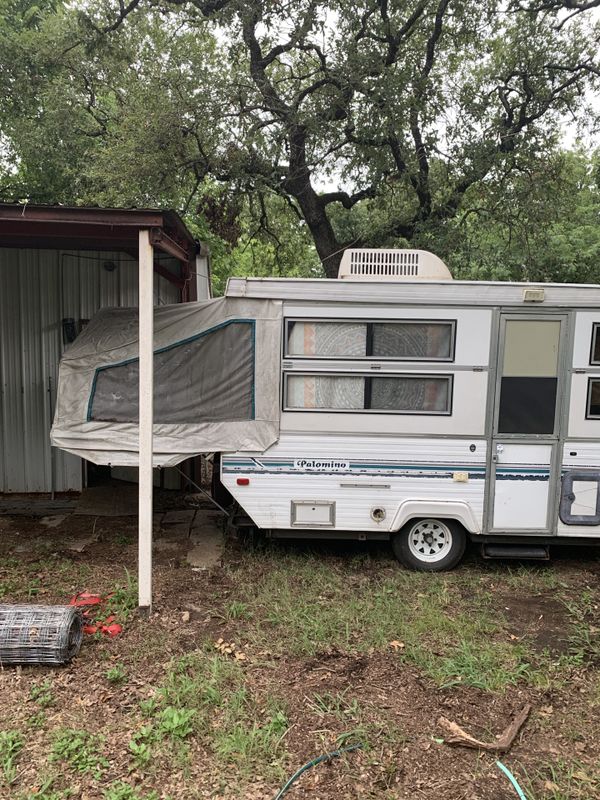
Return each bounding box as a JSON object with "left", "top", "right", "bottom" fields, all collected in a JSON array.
[{"left": 338, "top": 248, "right": 452, "bottom": 281}]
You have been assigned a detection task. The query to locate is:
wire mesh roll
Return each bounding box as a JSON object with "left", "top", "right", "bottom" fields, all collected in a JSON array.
[{"left": 0, "top": 605, "right": 83, "bottom": 665}]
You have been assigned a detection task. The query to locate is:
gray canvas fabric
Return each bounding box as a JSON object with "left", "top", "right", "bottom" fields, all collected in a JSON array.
[
  {"left": 51, "top": 297, "right": 282, "bottom": 466},
  {"left": 90, "top": 321, "right": 255, "bottom": 423}
]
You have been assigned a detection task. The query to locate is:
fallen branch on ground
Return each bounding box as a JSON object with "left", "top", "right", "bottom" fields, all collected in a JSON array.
[{"left": 438, "top": 704, "right": 531, "bottom": 752}]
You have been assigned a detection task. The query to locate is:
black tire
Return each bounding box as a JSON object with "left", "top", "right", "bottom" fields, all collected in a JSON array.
[{"left": 392, "top": 518, "right": 466, "bottom": 572}]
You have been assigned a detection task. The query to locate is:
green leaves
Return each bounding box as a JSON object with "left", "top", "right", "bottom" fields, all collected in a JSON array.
[{"left": 1, "top": 0, "right": 599, "bottom": 281}]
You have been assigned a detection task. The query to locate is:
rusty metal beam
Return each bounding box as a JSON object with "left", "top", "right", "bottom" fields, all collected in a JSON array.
[
  {"left": 0, "top": 204, "right": 165, "bottom": 228},
  {"left": 154, "top": 262, "right": 185, "bottom": 288},
  {"left": 149, "top": 227, "right": 192, "bottom": 263}
]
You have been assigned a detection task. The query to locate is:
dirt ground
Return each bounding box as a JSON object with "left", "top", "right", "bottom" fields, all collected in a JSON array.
[{"left": 1, "top": 505, "right": 600, "bottom": 800}]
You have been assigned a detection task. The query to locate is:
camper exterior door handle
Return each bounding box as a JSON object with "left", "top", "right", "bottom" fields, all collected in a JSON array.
[{"left": 493, "top": 444, "right": 504, "bottom": 462}]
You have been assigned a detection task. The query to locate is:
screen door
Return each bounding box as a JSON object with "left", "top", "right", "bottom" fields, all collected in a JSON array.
[{"left": 489, "top": 315, "right": 566, "bottom": 532}]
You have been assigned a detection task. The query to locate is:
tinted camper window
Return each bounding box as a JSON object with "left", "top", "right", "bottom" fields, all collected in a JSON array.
[
  {"left": 285, "top": 320, "right": 455, "bottom": 361},
  {"left": 285, "top": 373, "right": 452, "bottom": 414}
]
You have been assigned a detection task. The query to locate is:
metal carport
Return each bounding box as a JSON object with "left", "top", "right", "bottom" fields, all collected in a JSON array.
[{"left": 0, "top": 203, "right": 210, "bottom": 611}]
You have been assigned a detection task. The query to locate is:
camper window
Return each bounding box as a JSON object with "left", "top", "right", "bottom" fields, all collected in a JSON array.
[
  {"left": 591, "top": 323, "right": 600, "bottom": 365},
  {"left": 285, "top": 320, "right": 455, "bottom": 361},
  {"left": 497, "top": 319, "right": 560, "bottom": 435},
  {"left": 284, "top": 373, "right": 452, "bottom": 414},
  {"left": 88, "top": 320, "right": 255, "bottom": 423},
  {"left": 586, "top": 378, "right": 600, "bottom": 419}
]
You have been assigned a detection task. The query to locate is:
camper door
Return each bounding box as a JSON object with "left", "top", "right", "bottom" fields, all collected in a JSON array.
[{"left": 488, "top": 314, "right": 568, "bottom": 533}]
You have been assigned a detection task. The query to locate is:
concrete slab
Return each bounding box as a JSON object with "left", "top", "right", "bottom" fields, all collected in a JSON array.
[
  {"left": 158, "top": 523, "right": 191, "bottom": 540},
  {"left": 154, "top": 539, "right": 183, "bottom": 552},
  {"left": 186, "top": 512, "right": 223, "bottom": 570},
  {"left": 191, "top": 509, "right": 223, "bottom": 529},
  {"left": 40, "top": 515, "right": 67, "bottom": 528},
  {"left": 162, "top": 509, "right": 196, "bottom": 527},
  {"left": 66, "top": 534, "right": 99, "bottom": 553}
]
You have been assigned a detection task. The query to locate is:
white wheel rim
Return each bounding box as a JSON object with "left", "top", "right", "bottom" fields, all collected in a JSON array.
[{"left": 407, "top": 519, "right": 453, "bottom": 563}]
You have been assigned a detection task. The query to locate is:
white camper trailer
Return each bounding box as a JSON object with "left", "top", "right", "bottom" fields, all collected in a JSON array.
[
  {"left": 52, "top": 249, "right": 600, "bottom": 570},
  {"left": 217, "top": 249, "right": 600, "bottom": 569}
]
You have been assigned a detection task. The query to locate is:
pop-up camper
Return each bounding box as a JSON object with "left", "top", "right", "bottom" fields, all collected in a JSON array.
[{"left": 52, "top": 249, "right": 600, "bottom": 570}]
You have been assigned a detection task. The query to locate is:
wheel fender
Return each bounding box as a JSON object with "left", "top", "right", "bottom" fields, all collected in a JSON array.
[{"left": 390, "top": 499, "right": 481, "bottom": 534}]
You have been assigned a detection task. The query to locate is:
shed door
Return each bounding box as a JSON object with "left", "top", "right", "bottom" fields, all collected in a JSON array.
[{"left": 489, "top": 316, "right": 566, "bottom": 533}]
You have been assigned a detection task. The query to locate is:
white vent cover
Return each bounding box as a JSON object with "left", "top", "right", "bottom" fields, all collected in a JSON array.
[{"left": 338, "top": 248, "right": 452, "bottom": 281}]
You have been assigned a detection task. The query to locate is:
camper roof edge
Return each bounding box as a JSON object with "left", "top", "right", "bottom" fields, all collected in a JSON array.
[{"left": 225, "top": 276, "right": 600, "bottom": 307}]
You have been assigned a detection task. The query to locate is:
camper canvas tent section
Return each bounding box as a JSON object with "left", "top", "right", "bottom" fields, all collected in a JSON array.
[{"left": 50, "top": 296, "right": 283, "bottom": 465}]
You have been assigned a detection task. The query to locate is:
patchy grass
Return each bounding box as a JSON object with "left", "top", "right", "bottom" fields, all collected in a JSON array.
[
  {"left": 139, "top": 651, "right": 290, "bottom": 781},
  {"left": 520, "top": 758, "right": 600, "bottom": 799},
  {"left": 225, "top": 552, "right": 541, "bottom": 690},
  {"left": 1, "top": 516, "right": 600, "bottom": 799}
]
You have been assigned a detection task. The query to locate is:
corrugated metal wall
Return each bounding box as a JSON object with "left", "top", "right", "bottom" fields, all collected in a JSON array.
[{"left": 0, "top": 248, "right": 180, "bottom": 493}]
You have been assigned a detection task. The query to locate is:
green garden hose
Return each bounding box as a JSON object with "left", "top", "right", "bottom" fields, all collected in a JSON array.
[
  {"left": 273, "top": 743, "right": 363, "bottom": 799},
  {"left": 496, "top": 760, "right": 528, "bottom": 800}
]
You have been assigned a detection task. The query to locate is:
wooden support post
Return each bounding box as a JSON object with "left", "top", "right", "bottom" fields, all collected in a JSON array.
[{"left": 138, "top": 229, "right": 154, "bottom": 612}]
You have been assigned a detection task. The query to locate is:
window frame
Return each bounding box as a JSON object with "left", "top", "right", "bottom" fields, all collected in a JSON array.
[
  {"left": 283, "top": 317, "right": 457, "bottom": 362},
  {"left": 559, "top": 470, "right": 600, "bottom": 526},
  {"left": 586, "top": 377, "right": 600, "bottom": 420},
  {"left": 282, "top": 370, "right": 454, "bottom": 415},
  {"left": 590, "top": 323, "right": 600, "bottom": 366}
]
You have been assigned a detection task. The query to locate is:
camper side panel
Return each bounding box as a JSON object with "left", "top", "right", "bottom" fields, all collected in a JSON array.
[
  {"left": 223, "top": 306, "right": 492, "bottom": 536},
  {"left": 558, "top": 311, "right": 600, "bottom": 536}
]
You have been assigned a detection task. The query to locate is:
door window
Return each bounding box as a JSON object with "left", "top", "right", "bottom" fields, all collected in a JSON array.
[{"left": 497, "top": 320, "right": 560, "bottom": 435}]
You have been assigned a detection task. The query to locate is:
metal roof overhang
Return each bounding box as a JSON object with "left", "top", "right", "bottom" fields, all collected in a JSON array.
[{"left": 0, "top": 204, "right": 199, "bottom": 296}]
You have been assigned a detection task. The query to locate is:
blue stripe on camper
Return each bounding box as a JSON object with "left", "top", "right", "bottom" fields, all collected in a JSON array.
[{"left": 222, "top": 458, "right": 551, "bottom": 481}]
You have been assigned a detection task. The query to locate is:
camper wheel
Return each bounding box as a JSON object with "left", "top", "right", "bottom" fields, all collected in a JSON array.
[{"left": 392, "top": 518, "right": 466, "bottom": 571}]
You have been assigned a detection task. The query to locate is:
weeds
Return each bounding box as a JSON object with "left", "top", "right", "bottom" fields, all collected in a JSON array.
[
  {"left": 214, "top": 707, "right": 288, "bottom": 772},
  {"left": 306, "top": 689, "right": 362, "bottom": 721},
  {"left": 28, "top": 710, "right": 47, "bottom": 730},
  {"left": 106, "top": 569, "right": 138, "bottom": 622},
  {"left": 215, "top": 600, "right": 252, "bottom": 621},
  {"left": 106, "top": 664, "right": 128, "bottom": 685},
  {"left": 30, "top": 679, "right": 55, "bottom": 708},
  {"left": 18, "top": 775, "right": 73, "bottom": 800},
  {"left": 102, "top": 781, "right": 158, "bottom": 800},
  {"left": 128, "top": 727, "right": 153, "bottom": 768},
  {"left": 50, "top": 729, "right": 109, "bottom": 779},
  {"left": 0, "top": 730, "right": 24, "bottom": 786},
  {"left": 156, "top": 706, "right": 196, "bottom": 739}
]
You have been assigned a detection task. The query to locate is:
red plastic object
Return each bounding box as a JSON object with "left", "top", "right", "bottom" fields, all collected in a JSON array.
[
  {"left": 69, "top": 592, "right": 103, "bottom": 608},
  {"left": 102, "top": 623, "right": 123, "bottom": 637},
  {"left": 83, "top": 624, "right": 98, "bottom": 635},
  {"left": 69, "top": 592, "right": 124, "bottom": 637},
  {"left": 236, "top": 477, "right": 250, "bottom": 485}
]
